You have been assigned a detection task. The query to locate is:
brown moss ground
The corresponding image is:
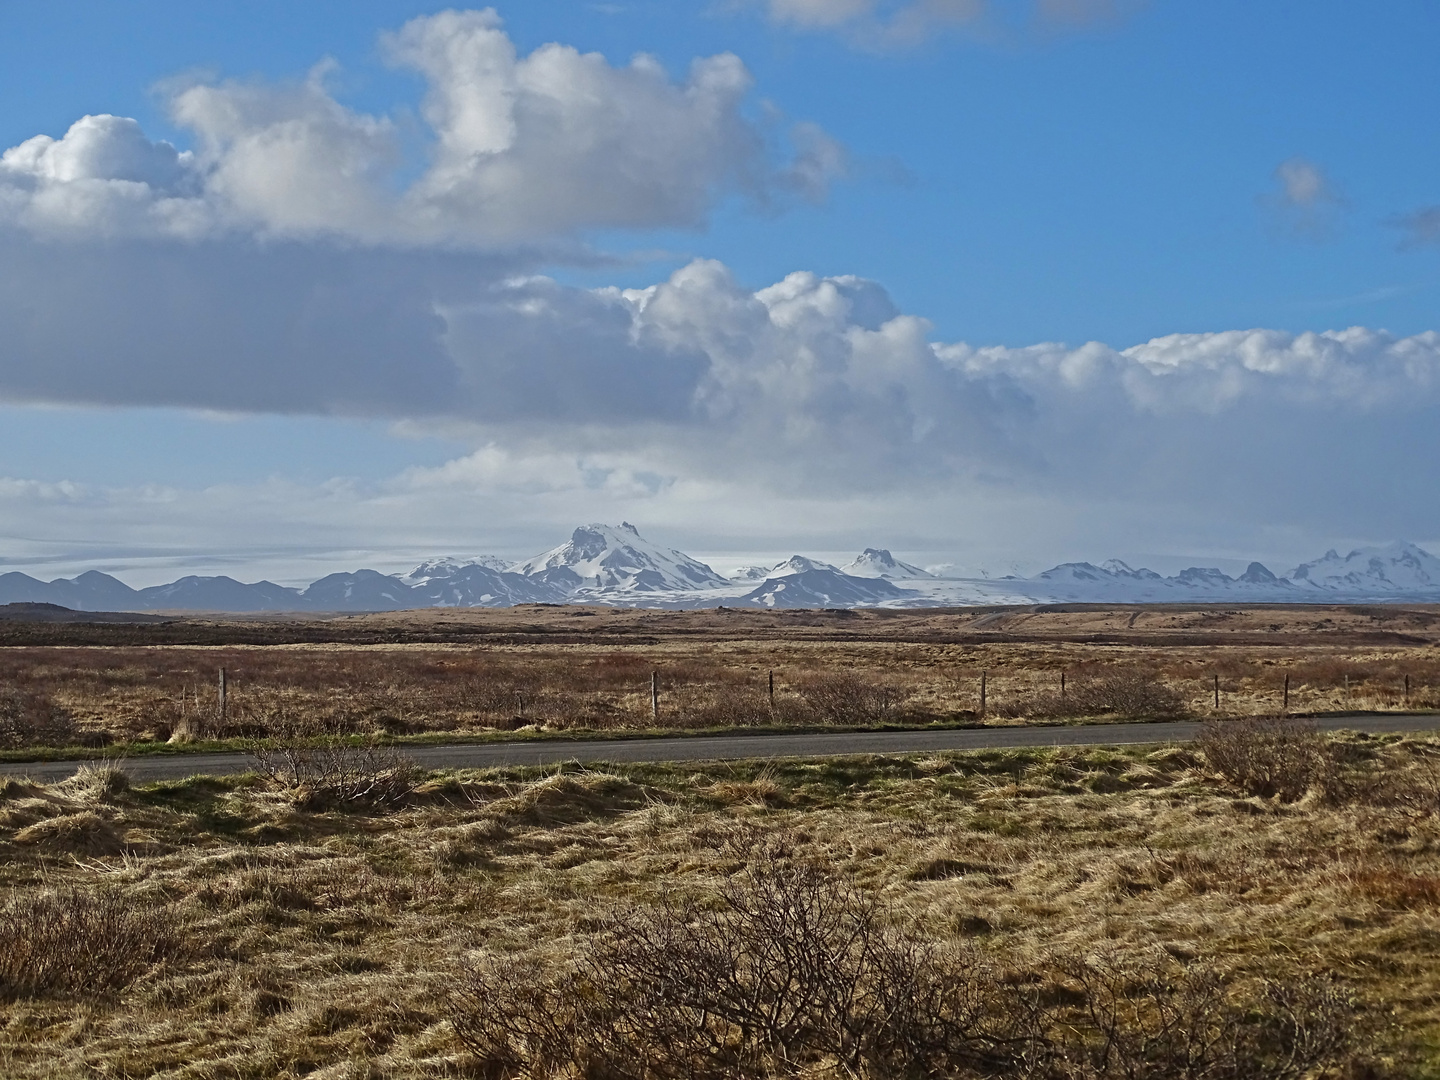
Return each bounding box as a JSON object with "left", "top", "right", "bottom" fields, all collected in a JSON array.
[{"left": 2, "top": 736, "right": 1440, "bottom": 1076}]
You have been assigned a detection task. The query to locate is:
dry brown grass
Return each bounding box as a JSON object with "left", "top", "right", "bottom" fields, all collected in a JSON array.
[
  {"left": 1, "top": 626, "right": 1438, "bottom": 752},
  {"left": 1, "top": 733, "right": 1440, "bottom": 1075}
]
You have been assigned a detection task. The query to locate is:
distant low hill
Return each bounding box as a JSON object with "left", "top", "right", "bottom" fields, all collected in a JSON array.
[{"left": 0, "top": 602, "right": 169, "bottom": 623}]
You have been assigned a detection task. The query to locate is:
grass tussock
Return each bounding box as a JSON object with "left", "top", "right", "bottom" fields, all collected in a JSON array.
[{"left": 2, "top": 735, "right": 1440, "bottom": 1075}]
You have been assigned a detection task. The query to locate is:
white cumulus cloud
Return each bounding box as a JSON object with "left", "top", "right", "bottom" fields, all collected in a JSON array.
[{"left": 0, "top": 9, "right": 837, "bottom": 246}]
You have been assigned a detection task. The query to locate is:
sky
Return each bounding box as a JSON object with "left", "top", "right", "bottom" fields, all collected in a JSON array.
[{"left": 0, "top": 0, "right": 1438, "bottom": 584}]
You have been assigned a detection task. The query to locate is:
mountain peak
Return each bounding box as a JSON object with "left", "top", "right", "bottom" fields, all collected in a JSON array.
[
  {"left": 1239, "top": 561, "right": 1282, "bottom": 585},
  {"left": 512, "top": 523, "right": 728, "bottom": 592},
  {"left": 842, "top": 548, "right": 931, "bottom": 579}
]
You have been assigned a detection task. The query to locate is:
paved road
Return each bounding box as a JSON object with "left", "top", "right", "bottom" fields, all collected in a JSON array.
[{"left": 9, "top": 713, "right": 1440, "bottom": 784}]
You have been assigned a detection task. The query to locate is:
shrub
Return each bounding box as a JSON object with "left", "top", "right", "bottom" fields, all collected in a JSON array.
[
  {"left": 0, "top": 888, "right": 187, "bottom": 999},
  {"left": 250, "top": 743, "right": 419, "bottom": 811},
  {"left": 1067, "top": 670, "right": 1186, "bottom": 718},
  {"left": 1199, "top": 717, "right": 1329, "bottom": 802},
  {"left": 1012, "top": 670, "right": 1187, "bottom": 720},
  {"left": 797, "top": 672, "right": 909, "bottom": 726},
  {"left": 1062, "top": 949, "right": 1351, "bottom": 1080},
  {"left": 0, "top": 687, "right": 78, "bottom": 748},
  {"left": 451, "top": 852, "right": 1044, "bottom": 1079}
]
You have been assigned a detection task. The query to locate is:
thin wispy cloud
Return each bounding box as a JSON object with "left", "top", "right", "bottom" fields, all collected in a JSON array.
[
  {"left": 753, "top": 0, "right": 1142, "bottom": 47},
  {"left": 1262, "top": 156, "right": 1345, "bottom": 240},
  {"left": 1391, "top": 205, "right": 1440, "bottom": 249}
]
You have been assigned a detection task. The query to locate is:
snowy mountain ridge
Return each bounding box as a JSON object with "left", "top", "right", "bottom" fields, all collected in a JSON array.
[
  {"left": 2, "top": 529, "right": 1439, "bottom": 612},
  {"left": 1289, "top": 541, "right": 1440, "bottom": 592}
]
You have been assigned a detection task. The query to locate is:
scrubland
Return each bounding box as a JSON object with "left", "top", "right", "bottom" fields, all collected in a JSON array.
[
  {"left": 1, "top": 632, "right": 1439, "bottom": 752},
  {"left": 2, "top": 725, "right": 1440, "bottom": 1076}
]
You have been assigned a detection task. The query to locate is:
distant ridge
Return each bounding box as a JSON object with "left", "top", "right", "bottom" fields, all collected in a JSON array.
[
  {"left": 2, "top": 531, "right": 1438, "bottom": 613},
  {"left": 0, "top": 602, "right": 168, "bottom": 623}
]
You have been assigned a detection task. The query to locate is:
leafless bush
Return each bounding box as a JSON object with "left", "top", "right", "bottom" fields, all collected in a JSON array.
[
  {"left": 797, "top": 672, "right": 910, "bottom": 726},
  {"left": 0, "top": 888, "right": 187, "bottom": 999},
  {"left": 1388, "top": 753, "right": 1440, "bottom": 816},
  {"left": 676, "top": 683, "right": 806, "bottom": 728},
  {"left": 1062, "top": 949, "right": 1351, "bottom": 1080},
  {"left": 1346, "top": 744, "right": 1440, "bottom": 817},
  {"left": 250, "top": 743, "right": 420, "bottom": 811},
  {"left": 1199, "top": 717, "right": 1329, "bottom": 802},
  {"left": 1015, "top": 670, "right": 1186, "bottom": 720},
  {"left": 451, "top": 851, "right": 1045, "bottom": 1078},
  {"left": 0, "top": 687, "right": 78, "bottom": 748},
  {"left": 1071, "top": 670, "right": 1186, "bottom": 718}
]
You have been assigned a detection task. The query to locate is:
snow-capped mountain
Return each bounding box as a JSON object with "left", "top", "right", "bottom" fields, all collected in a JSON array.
[
  {"left": 841, "top": 548, "right": 932, "bottom": 579},
  {"left": 729, "top": 556, "right": 844, "bottom": 581},
  {"left": 769, "top": 556, "right": 841, "bottom": 577},
  {"left": 403, "top": 555, "right": 510, "bottom": 584},
  {"left": 510, "top": 522, "right": 729, "bottom": 593},
  {"left": 741, "top": 568, "right": 915, "bottom": 608},
  {"left": 1014, "top": 557, "right": 1302, "bottom": 603},
  {"left": 415, "top": 565, "right": 566, "bottom": 607},
  {"left": 730, "top": 565, "right": 775, "bottom": 582},
  {"left": 1100, "top": 559, "right": 1163, "bottom": 581},
  {"left": 1290, "top": 541, "right": 1440, "bottom": 593}
]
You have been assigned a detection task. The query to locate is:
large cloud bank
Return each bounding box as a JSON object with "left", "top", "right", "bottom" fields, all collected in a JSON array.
[
  {"left": 4, "top": 234, "right": 1438, "bottom": 517},
  {"left": 1, "top": 7, "right": 1438, "bottom": 555}
]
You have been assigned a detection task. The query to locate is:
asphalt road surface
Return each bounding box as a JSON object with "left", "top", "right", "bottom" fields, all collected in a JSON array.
[{"left": 9, "top": 713, "right": 1440, "bottom": 784}]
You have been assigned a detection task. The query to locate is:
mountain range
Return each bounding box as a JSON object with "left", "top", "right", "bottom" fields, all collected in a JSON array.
[{"left": 3, "top": 524, "right": 1439, "bottom": 613}]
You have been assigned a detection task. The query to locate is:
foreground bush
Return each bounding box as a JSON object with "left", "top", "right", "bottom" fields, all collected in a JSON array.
[
  {"left": 0, "top": 889, "right": 186, "bottom": 999},
  {"left": 449, "top": 840, "right": 1352, "bottom": 1079},
  {"left": 1198, "top": 716, "right": 1330, "bottom": 802},
  {"left": 250, "top": 743, "right": 419, "bottom": 810}
]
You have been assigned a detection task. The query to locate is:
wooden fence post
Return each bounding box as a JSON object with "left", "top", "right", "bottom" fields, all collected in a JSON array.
[
  {"left": 1283, "top": 673, "right": 1289, "bottom": 714},
  {"left": 1213, "top": 673, "right": 1219, "bottom": 710},
  {"left": 768, "top": 670, "right": 775, "bottom": 709},
  {"left": 980, "top": 671, "right": 987, "bottom": 718},
  {"left": 1060, "top": 671, "right": 1066, "bottom": 699},
  {"left": 218, "top": 667, "right": 227, "bottom": 724},
  {"left": 651, "top": 671, "right": 659, "bottom": 721}
]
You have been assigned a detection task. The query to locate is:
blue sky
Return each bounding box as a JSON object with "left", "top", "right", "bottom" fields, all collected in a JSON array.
[{"left": 0, "top": 1, "right": 1437, "bottom": 583}]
